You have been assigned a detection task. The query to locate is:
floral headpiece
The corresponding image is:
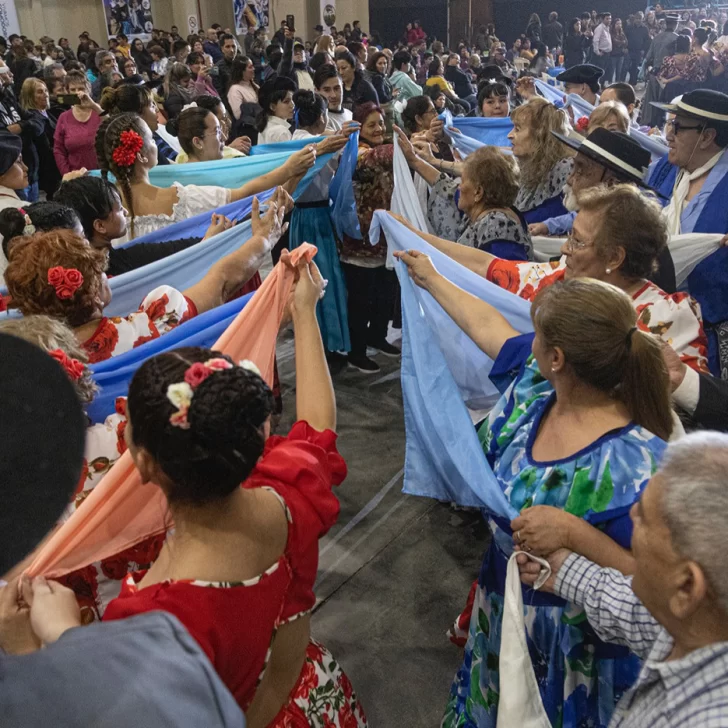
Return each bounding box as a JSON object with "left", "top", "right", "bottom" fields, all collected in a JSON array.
[
  {"left": 575, "top": 116, "right": 590, "bottom": 134},
  {"left": 167, "top": 358, "right": 262, "bottom": 429},
  {"left": 48, "top": 348, "right": 85, "bottom": 381},
  {"left": 111, "top": 129, "right": 144, "bottom": 167},
  {"left": 47, "top": 266, "right": 84, "bottom": 300}
]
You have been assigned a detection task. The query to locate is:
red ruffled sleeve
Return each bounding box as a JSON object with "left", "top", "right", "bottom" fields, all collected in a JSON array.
[{"left": 244, "top": 421, "right": 346, "bottom": 618}]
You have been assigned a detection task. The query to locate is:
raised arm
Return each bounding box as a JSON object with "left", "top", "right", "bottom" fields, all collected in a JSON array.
[
  {"left": 393, "top": 249, "right": 517, "bottom": 360},
  {"left": 288, "top": 255, "right": 336, "bottom": 432},
  {"left": 229, "top": 145, "right": 316, "bottom": 202},
  {"left": 183, "top": 197, "right": 285, "bottom": 313}
]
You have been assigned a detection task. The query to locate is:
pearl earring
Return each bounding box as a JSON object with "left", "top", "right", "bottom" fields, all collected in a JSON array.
[{"left": 605, "top": 268, "right": 612, "bottom": 274}]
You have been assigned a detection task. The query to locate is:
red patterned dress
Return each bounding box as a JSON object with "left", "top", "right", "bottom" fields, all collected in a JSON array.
[
  {"left": 103, "top": 422, "right": 367, "bottom": 727},
  {"left": 82, "top": 284, "right": 198, "bottom": 363}
]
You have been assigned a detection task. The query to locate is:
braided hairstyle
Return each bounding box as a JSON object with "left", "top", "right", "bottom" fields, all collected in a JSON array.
[
  {"left": 127, "top": 347, "right": 275, "bottom": 505},
  {"left": 0, "top": 202, "right": 81, "bottom": 260},
  {"left": 97, "top": 112, "right": 148, "bottom": 239}
]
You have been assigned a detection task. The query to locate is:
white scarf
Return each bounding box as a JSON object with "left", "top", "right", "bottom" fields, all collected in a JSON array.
[{"left": 663, "top": 149, "right": 724, "bottom": 235}]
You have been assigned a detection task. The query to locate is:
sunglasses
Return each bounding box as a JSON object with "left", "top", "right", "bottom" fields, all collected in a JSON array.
[{"left": 667, "top": 119, "right": 705, "bottom": 134}]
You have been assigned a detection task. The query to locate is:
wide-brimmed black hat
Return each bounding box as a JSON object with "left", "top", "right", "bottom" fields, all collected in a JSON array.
[
  {"left": 0, "top": 130, "right": 22, "bottom": 176},
  {"left": 552, "top": 127, "right": 654, "bottom": 188},
  {"left": 0, "top": 334, "right": 86, "bottom": 575},
  {"left": 556, "top": 64, "right": 604, "bottom": 86},
  {"left": 651, "top": 88, "right": 728, "bottom": 122},
  {"left": 477, "top": 64, "right": 514, "bottom": 88}
]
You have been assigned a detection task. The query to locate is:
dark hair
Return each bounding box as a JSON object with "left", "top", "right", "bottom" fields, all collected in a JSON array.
[
  {"left": 335, "top": 49, "right": 356, "bottom": 69},
  {"left": 428, "top": 58, "right": 442, "bottom": 77},
  {"left": 167, "top": 106, "right": 213, "bottom": 155},
  {"left": 127, "top": 348, "right": 274, "bottom": 505},
  {"left": 99, "top": 82, "right": 153, "bottom": 116},
  {"left": 54, "top": 176, "right": 121, "bottom": 240},
  {"left": 229, "top": 55, "right": 252, "bottom": 85},
  {"left": 98, "top": 113, "right": 148, "bottom": 238},
  {"left": 148, "top": 44, "right": 165, "bottom": 58},
  {"left": 605, "top": 82, "right": 636, "bottom": 107},
  {"left": 293, "top": 89, "right": 327, "bottom": 128},
  {"left": 693, "top": 26, "right": 710, "bottom": 44},
  {"left": 256, "top": 86, "right": 293, "bottom": 132},
  {"left": 392, "top": 50, "right": 412, "bottom": 71},
  {"left": 402, "top": 95, "right": 434, "bottom": 133},
  {"left": 674, "top": 35, "right": 691, "bottom": 53},
  {"left": 568, "top": 17, "right": 582, "bottom": 35},
  {"left": 478, "top": 81, "right": 511, "bottom": 107},
  {"left": 187, "top": 50, "right": 204, "bottom": 66},
  {"left": 353, "top": 101, "right": 382, "bottom": 127},
  {"left": 219, "top": 33, "right": 235, "bottom": 48},
  {"left": 367, "top": 51, "right": 387, "bottom": 74},
  {"left": 347, "top": 41, "right": 365, "bottom": 57},
  {"left": 194, "top": 94, "right": 224, "bottom": 114},
  {"left": 0, "top": 202, "right": 80, "bottom": 260},
  {"left": 309, "top": 52, "right": 333, "bottom": 74},
  {"left": 172, "top": 39, "right": 189, "bottom": 55},
  {"left": 314, "top": 63, "right": 339, "bottom": 89}
]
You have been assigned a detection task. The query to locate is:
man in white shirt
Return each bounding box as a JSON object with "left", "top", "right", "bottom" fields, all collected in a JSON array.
[
  {"left": 592, "top": 12, "right": 613, "bottom": 86},
  {"left": 314, "top": 65, "right": 353, "bottom": 132}
]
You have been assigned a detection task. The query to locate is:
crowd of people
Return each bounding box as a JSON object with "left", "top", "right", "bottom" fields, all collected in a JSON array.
[{"left": 1, "top": 5, "right": 728, "bottom": 728}]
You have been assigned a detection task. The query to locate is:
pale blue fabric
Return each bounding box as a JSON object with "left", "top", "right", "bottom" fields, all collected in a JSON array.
[
  {"left": 370, "top": 210, "right": 531, "bottom": 515},
  {"left": 329, "top": 131, "right": 361, "bottom": 240},
  {"left": 450, "top": 117, "right": 513, "bottom": 147},
  {"left": 87, "top": 293, "right": 253, "bottom": 423},
  {"left": 249, "top": 136, "right": 326, "bottom": 155}
]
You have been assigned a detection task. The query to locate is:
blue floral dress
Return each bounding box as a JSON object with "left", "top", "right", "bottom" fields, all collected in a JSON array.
[{"left": 442, "top": 352, "right": 667, "bottom": 728}]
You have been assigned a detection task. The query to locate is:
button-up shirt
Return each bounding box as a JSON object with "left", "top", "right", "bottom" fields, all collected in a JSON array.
[
  {"left": 556, "top": 554, "right": 728, "bottom": 727},
  {"left": 593, "top": 22, "right": 613, "bottom": 55}
]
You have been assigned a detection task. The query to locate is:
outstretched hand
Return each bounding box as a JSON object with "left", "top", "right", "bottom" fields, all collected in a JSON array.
[
  {"left": 203, "top": 213, "right": 236, "bottom": 239},
  {"left": 251, "top": 196, "right": 287, "bottom": 245},
  {"left": 291, "top": 258, "right": 326, "bottom": 316},
  {"left": 286, "top": 145, "right": 317, "bottom": 176},
  {"left": 393, "top": 248, "right": 439, "bottom": 290},
  {"left": 516, "top": 548, "right": 571, "bottom": 593}
]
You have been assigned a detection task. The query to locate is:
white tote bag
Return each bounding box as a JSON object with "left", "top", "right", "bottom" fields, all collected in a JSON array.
[{"left": 496, "top": 552, "right": 553, "bottom": 728}]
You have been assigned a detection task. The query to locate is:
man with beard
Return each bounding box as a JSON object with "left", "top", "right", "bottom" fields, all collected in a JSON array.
[
  {"left": 528, "top": 126, "right": 676, "bottom": 291},
  {"left": 213, "top": 33, "right": 239, "bottom": 97}
]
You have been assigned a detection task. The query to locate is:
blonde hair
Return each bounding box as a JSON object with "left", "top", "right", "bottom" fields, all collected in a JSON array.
[
  {"left": 19, "top": 77, "right": 47, "bottom": 112},
  {"left": 316, "top": 34, "right": 335, "bottom": 55},
  {"left": 531, "top": 277, "right": 672, "bottom": 441},
  {"left": 511, "top": 97, "right": 574, "bottom": 192},
  {"left": 587, "top": 100, "right": 630, "bottom": 134},
  {"left": 0, "top": 315, "right": 97, "bottom": 404}
]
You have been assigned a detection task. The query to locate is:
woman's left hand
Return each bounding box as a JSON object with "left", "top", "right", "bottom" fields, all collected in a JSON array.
[
  {"left": 392, "top": 249, "right": 439, "bottom": 290},
  {"left": 229, "top": 136, "right": 252, "bottom": 154},
  {"left": 203, "top": 213, "right": 236, "bottom": 239},
  {"left": 511, "top": 506, "right": 577, "bottom": 557},
  {"left": 272, "top": 185, "right": 295, "bottom": 214}
]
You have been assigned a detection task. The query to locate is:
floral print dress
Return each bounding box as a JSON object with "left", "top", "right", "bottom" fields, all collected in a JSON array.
[
  {"left": 442, "top": 355, "right": 667, "bottom": 728},
  {"left": 427, "top": 174, "right": 533, "bottom": 259}
]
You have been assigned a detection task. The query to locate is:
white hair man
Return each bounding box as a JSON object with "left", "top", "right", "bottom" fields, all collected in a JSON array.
[{"left": 519, "top": 431, "right": 728, "bottom": 727}]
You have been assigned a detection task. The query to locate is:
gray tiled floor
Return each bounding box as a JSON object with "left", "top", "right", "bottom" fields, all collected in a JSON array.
[{"left": 277, "top": 333, "right": 489, "bottom": 727}]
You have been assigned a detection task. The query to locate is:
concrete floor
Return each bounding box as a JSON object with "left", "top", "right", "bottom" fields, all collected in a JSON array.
[{"left": 277, "top": 332, "right": 489, "bottom": 728}]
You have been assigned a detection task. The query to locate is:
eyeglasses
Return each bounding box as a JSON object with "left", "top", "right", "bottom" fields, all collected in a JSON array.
[
  {"left": 564, "top": 233, "right": 593, "bottom": 252},
  {"left": 666, "top": 119, "right": 705, "bottom": 134}
]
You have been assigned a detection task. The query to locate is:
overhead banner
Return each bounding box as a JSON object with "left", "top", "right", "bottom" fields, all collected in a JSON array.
[
  {"left": 234, "top": 0, "right": 269, "bottom": 36},
  {"left": 0, "top": 0, "right": 20, "bottom": 38},
  {"left": 321, "top": 0, "right": 336, "bottom": 29},
  {"left": 102, "top": 0, "right": 154, "bottom": 41}
]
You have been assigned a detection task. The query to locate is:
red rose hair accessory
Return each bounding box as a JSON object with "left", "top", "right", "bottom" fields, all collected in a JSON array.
[
  {"left": 111, "top": 129, "right": 144, "bottom": 167},
  {"left": 48, "top": 349, "right": 86, "bottom": 381},
  {"left": 47, "top": 266, "right": 84, "bottom": 300},
  {"left": 166, "top": 357, "right": 235, "bottom": 430},
  {"left": 575, "top": 116, "right": 590, "bottom": 134}
]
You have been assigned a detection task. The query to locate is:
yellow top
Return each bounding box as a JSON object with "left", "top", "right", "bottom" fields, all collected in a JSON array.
[{"left": 425, "top": 76, "right": 455, "bottom": 95}]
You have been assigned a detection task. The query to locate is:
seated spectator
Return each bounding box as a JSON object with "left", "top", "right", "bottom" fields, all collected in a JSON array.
[
  {"left": 148, "top": 45, "right": 168, "bottom": 79},
  {"left": 335, "top": 50, "right": 378, "bottom": 112},
  {"left": 508, "top": 97, "right": 574, "bottom": 223},
  {"left": 444, "top": 53, "right": 477, "bottom": 109},
  {"left": 226, "top": 56, "right": 258, "bottom": 121},
  {"left": 585, "top": 99, "right": 631, "bottom": 133},
  {"left": 53, "top": 71, "right": 102, "bottom": 176},
  {"left": 213, "top": 33, "right": 238, "bottom": 96},
  {"left": 399, "top": 134, "right": 532, "bottom": 259},
  {"left": 163, "top": 62, "right": 211, "bottom": 120},
  {"left": 367, "top": 52, "right": 394, "bottom": 104},
  {"left": 426, "top": 57, "right": 472, "bottom": 114},
  {"left": 390, "top": 50, "right": 423, "bottom": 101}
]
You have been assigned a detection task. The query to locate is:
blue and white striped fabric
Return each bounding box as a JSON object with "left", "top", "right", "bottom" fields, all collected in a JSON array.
[
  {"left": 370, "top": 210, "right": 531, "bottom": 515},
  {"left": 450, "top": 116, "right": 514, "bottom": 147}
]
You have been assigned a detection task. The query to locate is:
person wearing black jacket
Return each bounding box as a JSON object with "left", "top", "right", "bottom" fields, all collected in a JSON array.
[
  {"left": 542, "top": 12, "right": 564, "bottom": 50},
  {"left": 624, "top": 13, "right": 651, "bottom": 84},
  {"left": 213, "top": 33, "right": 238, "bottom": 97},
  {"left": 367, "top": 51, "right": 394, "bottom": 103},
  {"left": 277, "top": 32, "right": 315, "bottom": 91},
  {"left": 335, "top": 50, "right": 378, "bottom": 111},
  {"left": 53, "top": 176, "right": 223, "bottom": 275},
  {"left": 444, "top": 53, "right": 477, "bottom": 110},
  {"left": 563, "top": 18, "right": 591, "bottom": 68}
]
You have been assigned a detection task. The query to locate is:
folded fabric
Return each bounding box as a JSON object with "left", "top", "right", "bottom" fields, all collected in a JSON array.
[
  {"left": 450, "top": 116, "right": 514, "bottom": 147},
  {"left": 27, "top": 243, "right": 317, "bottom": 579},
  {"left": 370, "top": 210, "right": 530, "bottom": 514},
  {"left": 329, "top": 130, "right": 361, "bottom": 240},
  {"left": 250, "top": 135, "right": 326, "bottom": 155}
]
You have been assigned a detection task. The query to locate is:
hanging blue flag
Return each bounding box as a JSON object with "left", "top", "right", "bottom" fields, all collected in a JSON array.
[
  {"left": 450, "top": 117, "right": 514, "bottom": 147},
  {"left": 329, "top": 131, "right": 362, "bottom": 240}
]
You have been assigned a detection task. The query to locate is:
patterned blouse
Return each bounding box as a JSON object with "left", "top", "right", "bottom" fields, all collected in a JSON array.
[
  {"left": 659, "top": 53, "right": 709, "bottom": 84},
  {"left": 487, "top": 257, "right": 710, "bottom": 373},
  {"left": 515, "top": 157, "right": 573, "bottom": 213},
  {"left": 427, "top": 174, "right": 533, "bottom": 258}
]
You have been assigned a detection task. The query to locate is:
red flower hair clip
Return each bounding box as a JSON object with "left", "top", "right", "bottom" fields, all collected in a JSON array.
[
  {"left": 111, "top": 129, "right": 144, "bottom": 167},
  {"left": 575, "top": 116, "right": 590, "bottom": 134},
  {"left": 48, "top": 348, "right": 86, "bottom": 381},
  {"left": 47, "top": 266, "right": 84, "bottom": 300}
]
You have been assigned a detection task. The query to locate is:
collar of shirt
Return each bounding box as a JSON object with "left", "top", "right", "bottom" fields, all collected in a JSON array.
[
  {"left": 680, "top": 147, "right": 728, "bottom": 231},
  {"left": 267, "top": 116, "right": 290, "bottom": 129},
  {"left": 0, "top": 185, "right": 21, "bottom": 201}
]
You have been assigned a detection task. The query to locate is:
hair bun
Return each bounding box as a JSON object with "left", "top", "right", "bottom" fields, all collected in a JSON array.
[
  {"left": 293, "top": 89, "right": 317, "bottom": 109},
  {"left": 165, "top": 116, "right": 180, "bottom": 136}
]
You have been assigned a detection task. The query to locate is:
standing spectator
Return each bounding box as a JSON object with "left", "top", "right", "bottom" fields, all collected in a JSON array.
[
  {"left": 336, "top": 50, "right": 378, "bottom": 112},
  {"left": 593, "top": 12, "right": 613, "bottom": 84},
  {"left": 19, "top": 77, "right": 60, "bottom": 198},
  {"left": 367, "top": 52, "right": 394, "bottom": 104},
  {"left": 203, "top": 28, "right": 223, "bottom": 63},
  {"left": 473, "top": 25, "right": 489, "bottom": 52},
  {"left": 625, "top": 12, "right": 651, "bottom": 84},
  {"left": 641, "top": 14, "right": 680, "bottom": 126},
  {"left": 347, "top": 41, "right": 368, "bottom": 71},
  {"left": 187, "top": 52, "right": 218, "bottom": 98},
  {"left": 172, "top": 39, "right": 191, "bottom": 64},
  {"left": 564, "top": 18, "right": 591, "bottom": 68},
  {"left": 227, "top": 56, "right": 258, "bottom": 121},
  {"left": 611, "top": 18, "right": 629, "bottom": 82},
  {"left": 213, "top": 33, "right": 238, "bottom": 97},
  {"left": 91, "top": 51, "right": 118, "bottom": 100},
  {"left": 279, "top": 35, "right": 315, "bottom": 91},
  {"left": 256, "top": 76, "right": 296, "bottom": 143},
  {"left": 525, "top": 13, "right": 542, "bottom": 44},
  {"left": 53, "top": 71, "right": 102, "bottom": 175},
  {"left": 407, "top": 21, "right": 426, "bottom": 46},
  {"left": 272, "top": 21, "right": 287, "bottom": 47},
  {"left": 314, "top": 64, "right": 353, "bottom": 132},
  {"left": 351, "top": 20, "right": 364, "bottom": 42},
  {"left": 58, "top": 38, "right": 76, "bottom": 61},
  {"left": 10, "top": 46, "right": 39, "bottom": 97},
  {"left": 542, "top": 12, "right": 564, "bottom": 50}
]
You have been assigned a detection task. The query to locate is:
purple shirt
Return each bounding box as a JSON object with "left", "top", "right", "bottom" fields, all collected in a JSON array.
[{"left": 53, "top": 109, "right": 102, "bottom": 175}]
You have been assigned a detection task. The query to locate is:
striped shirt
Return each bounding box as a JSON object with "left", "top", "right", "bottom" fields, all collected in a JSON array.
[{"left": 556, "top": 554, "right": 728, "bottom": 727}]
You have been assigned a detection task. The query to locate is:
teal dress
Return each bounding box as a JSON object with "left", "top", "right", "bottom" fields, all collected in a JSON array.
[{"left": 443, "top": 352, "right": 667, "bottom": 728}]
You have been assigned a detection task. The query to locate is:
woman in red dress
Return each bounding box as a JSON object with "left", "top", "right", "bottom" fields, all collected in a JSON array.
[{"left": 46, "top": 254, "right": 363, "bottom": 727}]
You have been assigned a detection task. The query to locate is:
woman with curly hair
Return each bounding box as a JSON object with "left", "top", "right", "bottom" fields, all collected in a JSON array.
[
  {"left": 95, "top": 113, "right": 314, "bottom": 239},
  {"left": 508, "top": 97, "right": 575, "bottom": 223},
  {"left": 4, "top": 195, "right": 287, "bottom": 363},
  {"left": 43, "top": 256, "right": 368, "bottom": 727}
]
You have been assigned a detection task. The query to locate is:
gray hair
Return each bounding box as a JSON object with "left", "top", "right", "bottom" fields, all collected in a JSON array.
[
  {"left": 42, "top": 62, "right": 65, "bottom": 80},
  {"left": 95, "top": 49, "right": 115, "bottom": 68},
  {"left": 661, "top": 432, "right": 728, "bottom": 613}
]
